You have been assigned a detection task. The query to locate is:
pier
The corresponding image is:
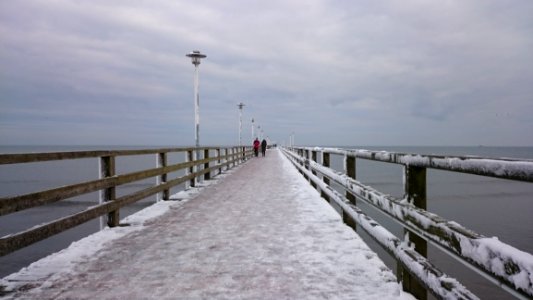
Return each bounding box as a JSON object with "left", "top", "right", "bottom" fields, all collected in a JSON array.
[{"left": 1, "top": 147, "right": 533, "bottom": 299}]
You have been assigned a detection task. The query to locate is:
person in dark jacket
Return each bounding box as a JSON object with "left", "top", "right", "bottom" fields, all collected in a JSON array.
[
  {"left": 253, "top": 138, "right": 260, "bottom": 157},
  {"left": 261, "top": 139, "right": 267, "bottom": 157}
]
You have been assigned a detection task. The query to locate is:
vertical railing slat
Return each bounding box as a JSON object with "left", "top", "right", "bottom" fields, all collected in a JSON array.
[
  {"left": 99, "top": 155, "right": 118, "bottom": 227},
  {"left": 398, "top": 165, "right": 428, "bottom": 300},
  {"left": 303, "top": 149, "right": 310, "bottom": 181},
  {"left": 204, "top": 149, "right": 210, "bottom": 180},
  {"left": 344, "top": 154, "right": 357, "bottom": 231},
  {"left": 310, "top": 150, "right": 317, "bottom": 189},
  {"left": 321, "top": 151, "right": 330, "bottom": 201},
  {"left": 187, "top": 150, "right": 195, "bottom": 188},
  {"left": 217, "top": 148, "right": 222, "bottom": 175},
  {"left": 157, "top": 152, "right": 169, "bottom": 201}
]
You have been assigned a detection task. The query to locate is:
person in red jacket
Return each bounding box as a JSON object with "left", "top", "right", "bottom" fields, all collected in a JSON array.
[{"left": 253, "top": 138, "right": 260, "bottom": 157}]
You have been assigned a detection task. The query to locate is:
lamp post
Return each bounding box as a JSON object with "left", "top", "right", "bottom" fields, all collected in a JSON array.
[
  {"left": 251, "top": 118, "right": 255, "bottom": 141},
  {"left": 290, "top": 132, "right": 295, "bottom": 148},
  {"left": 238, "top": 103, "right": 245, "bottom": 146},
  {"left": 186, "top": 50, "right": 206, "bottom": 185},
  {"left": 186, "top": 50, "right": 206, "bottom": 149},
  {"left": 292, "top": 131, "right": 295, "bottom": 148}
]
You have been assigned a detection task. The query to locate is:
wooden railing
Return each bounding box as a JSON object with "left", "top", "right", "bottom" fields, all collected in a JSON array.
[
  {"left": 0, "top": 146, "right": 253, "bottom": 257},
  {"left": 282, "top": 147, "right": 533, "bottom": 300}
]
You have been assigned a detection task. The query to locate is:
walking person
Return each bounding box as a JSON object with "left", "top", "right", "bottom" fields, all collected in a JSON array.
[
  {"left": 261, "top": 139, "right": 267, "bottom": 157},
  {"left": 253, "top": 138, "right": 260, "bottom": 157}
]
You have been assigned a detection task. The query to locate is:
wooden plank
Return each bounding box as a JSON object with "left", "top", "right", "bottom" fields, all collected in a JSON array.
[
  {"left": 204, "top": 149, "right": 210, "bottom": 180},
  {"left": 399, "top": 165, "right": 428, "bottom": 300},
  {"left": 0, "top": 171, "right": 198, "bottom": 256},
  {"left": 286, "top": 149, "right": 533, "bottom": 299},
  {"left": 158, "top": 152, "right": 169, "bottom": 201},
  {"left": 0, "top": 146, "right": 244, "bottom": 165},
  {"left": 100, "top": 156, "right": 118, "bottom": 227},
  {"left": 320, "top": 152, "right": 330, "bottom": 201},
  {"left": 344, "top": 155, "right": 357, "bottom": 231},
  {"left": 0, "top": 160, "right": 201, "bottom": 216},
  {"left": 187, "top": 150, "right": 195, "bottom": 187},
  {"left": 296, "top": 147, "right": 533, "bottom": 182},
  {"left": 282, "top": 149, "right": 478, "bottom": 300},
  {"left": 217, "top": 148, "right": 222, "bottom": 175},
  {"left": 0, "top": 156, "right": 243, "bottom": 256}
]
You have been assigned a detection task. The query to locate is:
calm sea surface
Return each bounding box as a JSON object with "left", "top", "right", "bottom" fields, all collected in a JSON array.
[{"left": 1, "top": 145, "right": 532, "bottom": 299}]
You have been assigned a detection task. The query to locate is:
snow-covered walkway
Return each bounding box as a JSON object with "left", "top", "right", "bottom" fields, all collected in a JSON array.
[{"left": 1, "top": 149, "right": 414, "bottom": 300}]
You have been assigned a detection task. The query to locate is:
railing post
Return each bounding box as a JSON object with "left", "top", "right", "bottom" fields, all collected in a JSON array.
[
  {"left": 398, "top": 165, "right": 427, "bottom": 300},
  {"left": 227, "top": 148, "right": 231, "bottom": 168},
  {"left": 217, "top": 148, "right": 222, "bottom": 175},
  {"left": 344, "top": 154, "right": 357, "bottom": 230},
  {"left": 99, "top": 156, "right": 118, "bottom": 228},
  {"left": 224, "top": 148, "right": 229, "bottom": 171},
  {"left": 157, "top": 152, "right": 169, "bottom": 201},
  {"left": 197, "top": 149, "right": 203, "bottom": 184},
  {"left": 204, "top": 148, "right": 210, "bottom": 180},
  {"left": 297, "top": 149, "right": 304, "bottom": 175},
  {"left": 303, "top": 149, "right": 310, "bottom": 180},
  {"left": 228, "top": 147, "right": 231, "bottom": 170},
  {"left": 187, "top": 150, "right": 195, "bottom": 188},
  {"left": 321, "top": 151, "right": 330, "bottom": 202},
  {"left": 310, "top": 150, "right": 318, "bottom": 189}
]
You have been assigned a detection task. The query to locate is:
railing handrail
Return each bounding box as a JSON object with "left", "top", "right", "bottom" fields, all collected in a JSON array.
[
  {"left": 0, "top": 146, "right": 246, "bottom": 165},
  {"left": 282, "top": 148, "right": 478, "bottom": 299},
  {"left": 296, "top": 146, "right": 533, "bottom": 182},
  {"left": 1, "top": 154, "right": 231, "bottom": 216},
  {"left": 0, "top": 146, "right": 253, "bottom": 257},
  {"left": 283, "top": 147, "right": 533, "bottom": 300}
]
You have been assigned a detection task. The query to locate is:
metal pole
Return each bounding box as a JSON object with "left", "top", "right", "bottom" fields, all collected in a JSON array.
[
  {"left": 238, "top": 103, "right": 244, "bottom": 146},
  {"left": 186, "top": 50, "right": 206, "bottom": 186},
  {"left": 292, "top": 132, "right": 295, "bottom": 147},
  {"left": 289, "top": 134, "right": 292, "bottom": 148},
  {"left": 251, "top": 118, "right": 255, "bottom": 141},
  {"left": 194, "top": 65, "right": 200, "bottom": 148}
]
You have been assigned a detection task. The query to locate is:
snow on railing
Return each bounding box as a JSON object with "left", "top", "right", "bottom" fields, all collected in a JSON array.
[
  {"left": 283, "top": 147, "right": 533, "bottom": 300},
  {"left": 282, "top": 148, "right": 478, "bottom": 300},
  {"left": 310, "top": 147, "right": 533, "bottom": 182}
]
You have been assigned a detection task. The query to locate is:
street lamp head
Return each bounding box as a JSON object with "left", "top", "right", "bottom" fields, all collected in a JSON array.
[
  {"left": 237, "top": 102, "right": 245, "bottom": 110},
  {"left": 186, "top": 50, "right": 207, "bottom": 66}
]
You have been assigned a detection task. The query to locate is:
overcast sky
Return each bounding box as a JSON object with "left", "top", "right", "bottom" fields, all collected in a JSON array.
[{"left": 1, "top": 1, "right": 532, "bottom": 147}]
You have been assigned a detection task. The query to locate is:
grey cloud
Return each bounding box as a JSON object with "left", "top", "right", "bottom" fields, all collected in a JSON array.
[{"left": 1, "top": 0, "right": 532, "bottom": 146}]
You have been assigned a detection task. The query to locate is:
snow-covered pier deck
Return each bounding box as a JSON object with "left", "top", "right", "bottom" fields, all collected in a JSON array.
[{"left": 0, "top": 150, "right": 414, "bottom": 299}]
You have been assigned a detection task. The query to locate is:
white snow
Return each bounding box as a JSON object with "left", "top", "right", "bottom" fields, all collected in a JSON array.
[
  {"left": 459, "top": 236, "right": 533, "bottom": 294},
  {"left": 282, "top": 148, "right": 479, "bottom": 299},
  {"left": 285, "top": 147, "right": 533, "bottom": 298},
  {"left": 0, "top": 150, "right": 414, "bottom": 300},
  {"left": 298, "top": 146, "right": 533, "bottom": 181},
  {"left": 432, "top": 157, "right": 533, "bottom": 179}
]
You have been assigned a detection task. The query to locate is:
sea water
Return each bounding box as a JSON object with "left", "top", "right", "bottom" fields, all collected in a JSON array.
[
  {"left": 1, "top": 145, "right": 532, "bottom": 299},
  {"left": 0, "top": 145, "right": 189, "bottom": 277},
  {"left": 326, "top": 146, "right": 533, "bottom": 300}
]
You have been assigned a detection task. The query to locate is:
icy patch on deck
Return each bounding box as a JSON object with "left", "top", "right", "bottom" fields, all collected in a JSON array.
[
  {"left": 0, "top": 167, "right": 240, "bottom": 298},
  {"left": 1, "top": 151, "right": 413, "bottom": 299}
]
